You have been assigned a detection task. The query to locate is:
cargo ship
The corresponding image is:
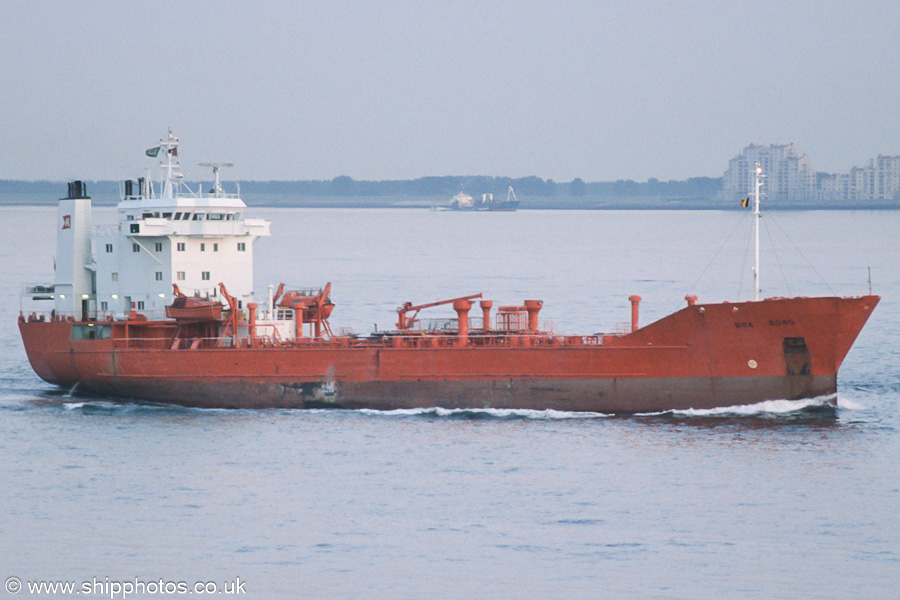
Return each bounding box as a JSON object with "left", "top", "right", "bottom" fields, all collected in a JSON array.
[
  {"left": 18, "top": 132, "right": 879, "bottom": 412},
  {"left": 445, "top": 187, "right": 520, "bottom": 211}
]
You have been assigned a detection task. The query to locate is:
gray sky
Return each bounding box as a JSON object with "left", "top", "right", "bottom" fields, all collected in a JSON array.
[{"left": 2, "top": 0, "right": 898, "bottom": 182}]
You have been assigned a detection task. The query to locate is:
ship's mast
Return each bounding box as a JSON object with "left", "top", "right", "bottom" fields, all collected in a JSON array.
[
  {"left": 159, "top": 128, "right": 180, "bottom": 199},
  {"left": 753, "top": 161, "right": 764, "bottom": 301}
]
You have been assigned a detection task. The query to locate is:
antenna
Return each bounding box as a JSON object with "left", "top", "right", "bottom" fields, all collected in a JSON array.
[{"left": 200, "top": 162, "right": 233, "bottom": 197}]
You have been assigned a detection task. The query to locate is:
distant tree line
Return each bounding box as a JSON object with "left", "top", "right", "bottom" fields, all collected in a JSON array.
[
  {"left": 2, "top": 175, "right": 723, "bottom": 199},
  {"left": 0, "top": 180, "right": 120, "bottom": 196},
  {"left": 240, "top": 175, "right": 723, "bottom": 198}
]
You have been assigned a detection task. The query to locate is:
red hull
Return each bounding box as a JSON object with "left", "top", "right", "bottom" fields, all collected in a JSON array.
[{"left": 18, "top": 295, "right": 878, "bottom": 412}]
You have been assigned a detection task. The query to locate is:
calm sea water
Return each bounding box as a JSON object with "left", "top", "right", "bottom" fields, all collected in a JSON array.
[{"left": 1, "top": 207, "right": 898, "bottom": 599}]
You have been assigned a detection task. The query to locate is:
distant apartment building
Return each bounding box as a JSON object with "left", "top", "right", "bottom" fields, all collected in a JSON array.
[
  {"left": 721, "top": 143, "right": 816, "bottom": 204},
  {"left": 821, "top": 155, "right": 900, "bottom": 202},
  {"left": 818, "top": 171, "right": 850, "bottom": 201}
]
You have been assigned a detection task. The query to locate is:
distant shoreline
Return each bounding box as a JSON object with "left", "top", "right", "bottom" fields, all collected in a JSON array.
[
  {"left": 1, "top": 193, "right": 897, "bottom": 211},
  {"left": 3, "top": 176, "right": 898, "bottom": 210}
]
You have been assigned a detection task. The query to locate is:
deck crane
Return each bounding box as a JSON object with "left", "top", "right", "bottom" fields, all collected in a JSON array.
[
  {"left": 396, "top": 293, "right": 483, "bottom": 330},
  {"left": 273, "top": 282, "right": 335, "bottom": 338}
]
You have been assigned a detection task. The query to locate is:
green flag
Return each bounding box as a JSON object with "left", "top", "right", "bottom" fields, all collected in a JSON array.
[{"left": 145, "top": 146, "right": 161, "bottom": 157}]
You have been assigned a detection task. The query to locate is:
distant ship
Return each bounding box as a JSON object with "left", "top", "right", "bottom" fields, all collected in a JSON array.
[
  {"left": 447, "top": 186, "right": 520, "bottom": 211},
  {"left": 18, "top": 132, "right": 878, "bottom": 412}
]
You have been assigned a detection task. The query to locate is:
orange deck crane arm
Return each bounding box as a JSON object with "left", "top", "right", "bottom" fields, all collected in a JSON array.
[
  {"left": 271, "top": 282, "right": 285, "bottom": 307},
  {"left": 218, "top": 282, "right": 241, "bottom": 346},
  {"left": 397, "top": 293, "right": 483, "bottom": 330}
]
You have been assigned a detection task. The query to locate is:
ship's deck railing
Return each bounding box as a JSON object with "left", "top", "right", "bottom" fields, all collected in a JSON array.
[
  {"left": 245, "top": 331, "right": 605, "bottom": 349},
  {"left": 613, "top": 322, "right": 632, "bottom": 335},
  {"left": 20, "top": 310, "right": 615, "bottom": 348},
  {"left": 121, "top": 191, "right": 241, "bottom": 201},
  {"left": 406, "top": 317, "right": 560, "bottom": 335},
  {"left": 367, "top": 333, "right": 603, "bottom": 348},
  {"left": 280, "top": 285, "right": 329, "bottom": 297},
  {"left": 21, "top": 309, "right": 175, "bottom": 322},
  {"left": 31, "top": 330, "right": 609, "bottom": 350},
  {"left": 356, "top": 332, "right": 602, "bottom": 348},
  {"left": 218, "top": 333, "right": 604, "bottom": 349},
  {"left": 416, "top": 318, "right": 458, "bottom": 332}
]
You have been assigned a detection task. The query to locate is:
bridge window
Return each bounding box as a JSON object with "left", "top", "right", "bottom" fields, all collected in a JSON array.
[
  {"left": 177, "top": 242, "right": 185, "bottom": 251},
  {"left": 154, "top": 242, "right": 162, "bottom": 252},
  {"left": 105, "top": 244, "right": 113, "bottom": 253},
  {"left": 132, "top": 243, "right": 140, "bottom": 252},
  {"left": 237, "top": 242, "right": 246, "bottom": 251},
  {"left": 202, "top": 272, "right": 210, "bottom": 281},
  {"left": 155, "top": 272, "right": 163, "bottom": 281}
]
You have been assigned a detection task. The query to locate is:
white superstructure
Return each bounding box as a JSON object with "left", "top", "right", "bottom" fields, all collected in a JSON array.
[
  {"left": 53, "top": 129, "right": 270, "bottom": 320},
  {"left": 451, "top": 191, "right": 474, "bottom": 208}
]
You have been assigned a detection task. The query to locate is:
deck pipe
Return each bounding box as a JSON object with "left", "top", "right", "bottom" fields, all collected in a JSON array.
[
  {"left": 480, "top": 300, "right": 493, "bottom": 331},
  {"left": 685, "top": 295, "right": 698, "bottom": 306},
  {"left": 248, "top": 303, "right": 258, "bottom": 347},
  {"left": 524, "top": 300, "right": 543, "bottom": 332},
  {"left": 453, "top": 299, "right": 473, "bottom": 345},
  {"left": 629, "top": 295, "right": 642, "bottom": 332}
]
